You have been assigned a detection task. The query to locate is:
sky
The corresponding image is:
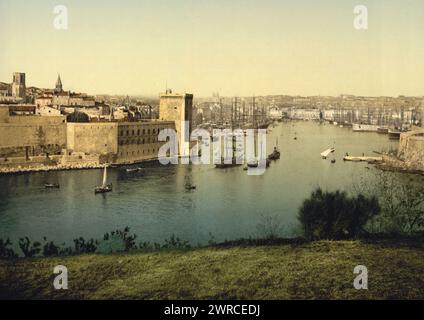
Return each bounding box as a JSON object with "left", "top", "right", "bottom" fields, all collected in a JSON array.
[{"left": 0, "top": 0, "right": 423, "bottom": 97}]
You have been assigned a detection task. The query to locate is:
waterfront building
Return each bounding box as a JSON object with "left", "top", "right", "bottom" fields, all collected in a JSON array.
[
  {"left": 289, "top": 108, "right": 321, "bottom": 120},
  {"left": 66, "top": 121, "right": 175, "bottom": 164},
  {"left": 0, "top": 104, "right": 67, "bottom": 159},
  {"left": 268, "top": 107, "right": 282, "bottom": 120}
]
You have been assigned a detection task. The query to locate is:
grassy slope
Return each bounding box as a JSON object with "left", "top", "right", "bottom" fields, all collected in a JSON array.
[{"left": 0, "top": 240, "right": 423, "bottom": 300}]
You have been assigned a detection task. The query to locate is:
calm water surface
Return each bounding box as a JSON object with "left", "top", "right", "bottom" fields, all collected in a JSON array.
[{"left": 0, "top": 122, "right": 399, "bottom": 245}]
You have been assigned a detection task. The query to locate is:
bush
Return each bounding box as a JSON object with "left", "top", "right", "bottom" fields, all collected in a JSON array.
[
  {"left": 362, "top": 172, "right": 424, "bottom": 234},
  {"left": 299, "top": 188, "right": 380, "bottom": 240},
  {"left": 100, "top": 227, "right": 138, "bottom": 253},
  {"left": 0, "top": 238, "right": 17, "bottom": 259},
  {"left": 19, "top": 237, "right": 41, "bottom": 258},
  {"left": 73, "top": 237, "right": 98, "bottom": 254}
]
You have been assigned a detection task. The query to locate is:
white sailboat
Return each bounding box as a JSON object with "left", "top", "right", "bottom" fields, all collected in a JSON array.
[{"left": 95, "top": 165, "right": 113, "bottom": 194}]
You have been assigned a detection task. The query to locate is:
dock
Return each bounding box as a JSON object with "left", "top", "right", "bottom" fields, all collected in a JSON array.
[{"left": 343, "top": 156, "right": 383, "bottom": 162}]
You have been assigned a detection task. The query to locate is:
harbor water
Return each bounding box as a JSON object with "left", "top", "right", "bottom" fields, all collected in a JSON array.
[{"left": 0, "top": 122, "right": 400, "bottom": 245}]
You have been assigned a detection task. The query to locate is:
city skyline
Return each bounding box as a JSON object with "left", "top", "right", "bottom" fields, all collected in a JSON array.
[{"left": 1, "top": 0, "right": 424, "bottom": 97}]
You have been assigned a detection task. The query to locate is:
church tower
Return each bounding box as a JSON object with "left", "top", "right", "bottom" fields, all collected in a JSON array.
[
  {"left": 55, "top": 74, "right": 63, "bottom": 93},
  {"left": 12, "top": 72, "right": 26, "bottom": 101}
]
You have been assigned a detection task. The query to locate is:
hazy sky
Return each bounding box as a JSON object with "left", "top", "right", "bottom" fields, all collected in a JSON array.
[{"left": 0, "top": 0, "right": 423, "bottom": 97}]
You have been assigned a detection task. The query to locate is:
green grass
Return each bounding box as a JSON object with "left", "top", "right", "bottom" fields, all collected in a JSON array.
[{"left": 0, "top": 239, "right": 423, "bottom": 300}]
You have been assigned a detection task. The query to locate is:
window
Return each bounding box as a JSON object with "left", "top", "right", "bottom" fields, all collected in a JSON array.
[
  {"left": 137, "top": 129, "right": 140, "bottom": 135},
  {"left": 142, "top": 129, "right": 146, "bottom": 134}
]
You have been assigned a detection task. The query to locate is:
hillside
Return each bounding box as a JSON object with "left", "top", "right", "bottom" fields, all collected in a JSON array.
[{"left": 0, "top": 239, "right": 423, "bottom": 300}]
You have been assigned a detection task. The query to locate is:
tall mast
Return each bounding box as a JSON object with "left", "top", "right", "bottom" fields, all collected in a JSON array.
[
  {"left": 242, "top": 99, "right": 246, "bottom": 126},
  {"left": 219, "top": 97, "right": 223, "bottom": 126},
  {"left": 252, "top": 96, "right": 256, "bottom": 129}
]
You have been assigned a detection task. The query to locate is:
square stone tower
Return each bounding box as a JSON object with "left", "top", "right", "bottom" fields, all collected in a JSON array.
[
  {"left": 159, "top": 90, "right": 193, "bottom": 156},
  {"left": 12, "top": 72, "right": 26, "bottom": 101}
]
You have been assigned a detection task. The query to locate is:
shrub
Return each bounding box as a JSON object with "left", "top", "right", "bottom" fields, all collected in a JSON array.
[
  {"left": 42, "top": 238, "right": 60, "bottom": 257},
  {"left": 298, "top": 188, "right": 380, "bottom": 240},
  {"left": 363, "top": 172, "right": 424, "bottom": 234},
  {"left": 73, "top": 237, "right": 98, "bottom": 254},
  {"left": 101, "top": 227, "right": 137, "bottom": 253},
  {"left": 19, "top": 237, "right": 41, "bottom": 258},
  {"left": 162, "top": 235, "right": 191, "bottom": 249},
  {"left": 0, "top": 238, "right": 17, "bottom": 259}
]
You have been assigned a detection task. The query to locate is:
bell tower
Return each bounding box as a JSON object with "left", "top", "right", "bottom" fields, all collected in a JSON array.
[
  {"left": 55, "top": 74, "right": 63, "bottom": 93},
  {"left": 12, "top": 72, "right": 26, "bottom": 101}
]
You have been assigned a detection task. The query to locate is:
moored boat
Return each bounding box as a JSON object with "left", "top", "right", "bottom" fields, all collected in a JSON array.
[
  {"left": 320, "top": 148, "right": 335, "bottom": 159},
  {"left": 215, "top": 156, "right": 243, "bottom": 168},
  {"left": 95, "top": 165, "right": 113, "bottom": 194},
  {"left": 268, "top": 148, "right": 281, "bottom": 160},
  {"left": 125, "top": 167, "right": 142, "bottom": 173},
  {"left": 247, "top": 160, "right": 258, "bottom": 168},
  {"left": 352, "top": 124, "right": 379, "bottom": 132},
  {"left": 388, "top": 129, "right": 401, "bottom": 140},
  {"left": 268, "top": 138, "right": 281, "bottom": 160},
  {"left": 377, "top": 127, "right": 389, "bottom": 134},
  {"left": 44, "top": 183, "right": 59, "bottom": 189}
]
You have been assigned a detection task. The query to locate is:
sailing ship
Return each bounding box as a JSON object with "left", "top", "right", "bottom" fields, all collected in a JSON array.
[
  {"left": 268, "top": 138, "right": 281, "bottom": 160},
  {"left": 215, "top": 144, "right": 243, "bottom": 168},
  {"left": 247, "top": 134, "right": 270, "bottom": 168},
  {"left": 95, "top": 165, "right": 113, "bottom": 194},
  {"left": 215, "top": 102, "right": 243, "bottom": 169}
]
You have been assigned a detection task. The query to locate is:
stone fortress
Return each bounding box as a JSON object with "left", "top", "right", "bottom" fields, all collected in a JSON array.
[
  {"left": 0, "top": 73, "right": 193, "bottom": 172},
  {"left": 396, "top": 129, "right": 424, "bottom": 170}
]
